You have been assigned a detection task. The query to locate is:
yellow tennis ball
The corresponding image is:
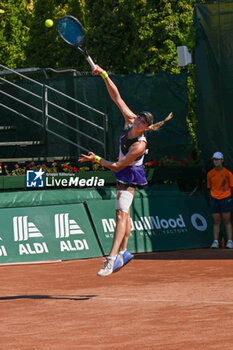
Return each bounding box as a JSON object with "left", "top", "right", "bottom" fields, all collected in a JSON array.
[{"left": 45, "top": 19, "right": 53, "bottom": 28}]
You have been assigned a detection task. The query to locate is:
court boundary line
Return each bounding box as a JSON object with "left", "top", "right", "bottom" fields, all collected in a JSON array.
[{"left": 97, "top": 297, "right": 233, "bottom": 305}]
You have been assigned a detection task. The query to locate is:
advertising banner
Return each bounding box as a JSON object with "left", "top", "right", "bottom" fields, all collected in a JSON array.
[
  {"left": 88, "top": 195, "right": 213, "bottom": 254},
  {"left": 0, "top": 203, "right": 102, "bottom": 264}
]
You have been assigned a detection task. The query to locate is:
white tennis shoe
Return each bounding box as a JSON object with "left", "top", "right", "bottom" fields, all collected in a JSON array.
[
  {"left": 210, "top": 241, "right": 219, "bottom": 248},
  {"left": 226, "top": 240, "right": 233, "bottom": 249},
  {"left": 97, "top": 257, "right": 114, "bottom": 277}
]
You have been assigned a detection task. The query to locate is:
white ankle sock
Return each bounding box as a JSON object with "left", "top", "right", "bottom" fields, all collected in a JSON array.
[{"left": 119, "top": 249, "right": 126, "bottom": 255}]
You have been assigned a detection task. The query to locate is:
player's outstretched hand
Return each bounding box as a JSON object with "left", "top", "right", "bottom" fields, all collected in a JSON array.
[{"left": 78, "top": 152, "right": 96, "bottom": 163}]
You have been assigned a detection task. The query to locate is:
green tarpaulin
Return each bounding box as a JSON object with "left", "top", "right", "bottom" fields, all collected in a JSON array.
[{"left": 194, "top": 2, "right": 233, "bottom": 170}]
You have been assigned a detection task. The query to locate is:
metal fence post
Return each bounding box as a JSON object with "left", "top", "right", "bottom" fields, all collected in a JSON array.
[{"left": 42, "top": 84, "right": 48, "bottom": 131}]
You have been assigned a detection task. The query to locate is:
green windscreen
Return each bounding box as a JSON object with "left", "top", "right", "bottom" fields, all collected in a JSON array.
[
  {"left": 0, "top": 72, "right": 192, "bottom": 161},
  {"left": 72, "top": 72, "right": 192, "bottom": 161},
  {"left": 194, "top": 2, "right": 233, "bottom": 170}
]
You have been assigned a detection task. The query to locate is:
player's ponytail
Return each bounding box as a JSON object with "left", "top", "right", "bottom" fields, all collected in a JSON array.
[{"left": 148, "top": 112, "right": 173, "bottom": 131}]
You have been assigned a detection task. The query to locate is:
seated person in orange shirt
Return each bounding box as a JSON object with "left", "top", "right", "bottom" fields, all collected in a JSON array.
[{"left": 207, "top": 152, "right": 233, "bottom": 248}]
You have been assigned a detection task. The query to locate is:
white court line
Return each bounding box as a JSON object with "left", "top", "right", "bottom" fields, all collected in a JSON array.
[{"left": 97, "top": 297, "right": 233, "bottom": 305}]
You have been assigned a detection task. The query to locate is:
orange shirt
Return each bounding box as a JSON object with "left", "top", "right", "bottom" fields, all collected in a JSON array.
[{"left": 207, "top": 167, "right": 233, "bottom": 199}]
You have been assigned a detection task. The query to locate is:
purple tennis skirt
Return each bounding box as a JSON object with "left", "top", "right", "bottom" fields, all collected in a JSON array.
[{"left": 114, "top": 164, "right": 148, "bottom": 188}]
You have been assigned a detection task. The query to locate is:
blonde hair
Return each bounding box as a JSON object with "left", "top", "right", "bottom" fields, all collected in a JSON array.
[{"left": 148, "top": 112, "right": 173, "bottom": 131}]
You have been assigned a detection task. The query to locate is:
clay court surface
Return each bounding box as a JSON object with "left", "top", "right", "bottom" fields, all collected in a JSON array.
[{"left": 1, "top": 249, "right": 233, "bottom": 350}]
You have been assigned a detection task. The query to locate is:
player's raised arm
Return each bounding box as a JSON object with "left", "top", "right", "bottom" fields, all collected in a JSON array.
[{"left": 92, "top": 65, "right": 136, "bottom": 126}]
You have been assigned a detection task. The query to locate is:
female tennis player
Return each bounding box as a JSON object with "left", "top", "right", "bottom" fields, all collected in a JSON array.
[{"left": 79, "top": 65, "right": 172, "bottom": 276}]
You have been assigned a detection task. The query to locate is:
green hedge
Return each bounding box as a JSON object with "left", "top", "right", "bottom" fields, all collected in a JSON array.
[{"left": 1, "top": 0, "right": 198, "bottom": 74}]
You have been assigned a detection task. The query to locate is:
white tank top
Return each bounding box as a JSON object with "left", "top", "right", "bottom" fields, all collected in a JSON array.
[{"left": 118, "top": 126, "right": 147, "bottom": 166}]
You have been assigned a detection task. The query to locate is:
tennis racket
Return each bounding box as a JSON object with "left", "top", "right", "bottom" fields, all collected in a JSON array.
[{"left": 57, "top": 15, "right": 96, "bottom": 70}]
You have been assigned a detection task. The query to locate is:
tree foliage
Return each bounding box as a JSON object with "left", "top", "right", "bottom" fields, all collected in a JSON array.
[
  {"left": 0, "top": 0, "right": 198, "bottom": 74},
  {"left": 84, "top": 0, "right": 196, "bottom": 74},
  {"left": 0, "top": 0, "right": 32, "bottom": 69},
  {"left": 0, "top": 0, "right": 203, "bottom": 157},
  {"left": 25, "top": 0, "right": 85, "bottom": 68}
]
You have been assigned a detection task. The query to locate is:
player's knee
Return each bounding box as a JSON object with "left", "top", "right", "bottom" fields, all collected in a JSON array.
[{"left": 116, "top": 210, "right": 127, "bottom": 222}]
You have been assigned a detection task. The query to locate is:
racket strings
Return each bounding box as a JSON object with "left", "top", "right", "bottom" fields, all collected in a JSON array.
[{"left": 58, "top": 17, "right": 85, "bottom": 47}]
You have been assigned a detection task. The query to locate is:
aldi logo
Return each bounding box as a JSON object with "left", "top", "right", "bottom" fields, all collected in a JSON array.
[
  {"left": 0, "top": 236, "right": 7, "bottom": 256},
  {"left": 13, "top": 216, "right": 43, "bottom": 241},
  {"left": 12, "top": 216, "right": 48, "bottom": 256},
  {"left": 54, "top": 213, "right": 89, "bottom": 253},
  {"left": 26, "top": 169, "right": 44, "bottom": 187},
  {"left": 54, "top": 213, "right": 84, "bottom": 238}
]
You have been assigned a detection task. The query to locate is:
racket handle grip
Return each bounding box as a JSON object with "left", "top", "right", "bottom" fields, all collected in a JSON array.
[{"left": 86, "top": 56, "right": 96, "bottom": 70}]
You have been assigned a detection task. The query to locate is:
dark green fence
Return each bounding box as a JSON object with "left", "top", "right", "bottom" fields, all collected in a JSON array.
[
  {"left": 194, "top": 2, "right": 233, "bottom": 170},
  {"left": 0, "top": 71, "right": 192, "bottom": 161}
]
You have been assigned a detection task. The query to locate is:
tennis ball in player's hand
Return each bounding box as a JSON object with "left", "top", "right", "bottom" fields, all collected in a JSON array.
[{"left": 45, "top": 19, "right": 53, "bottom": 28}]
